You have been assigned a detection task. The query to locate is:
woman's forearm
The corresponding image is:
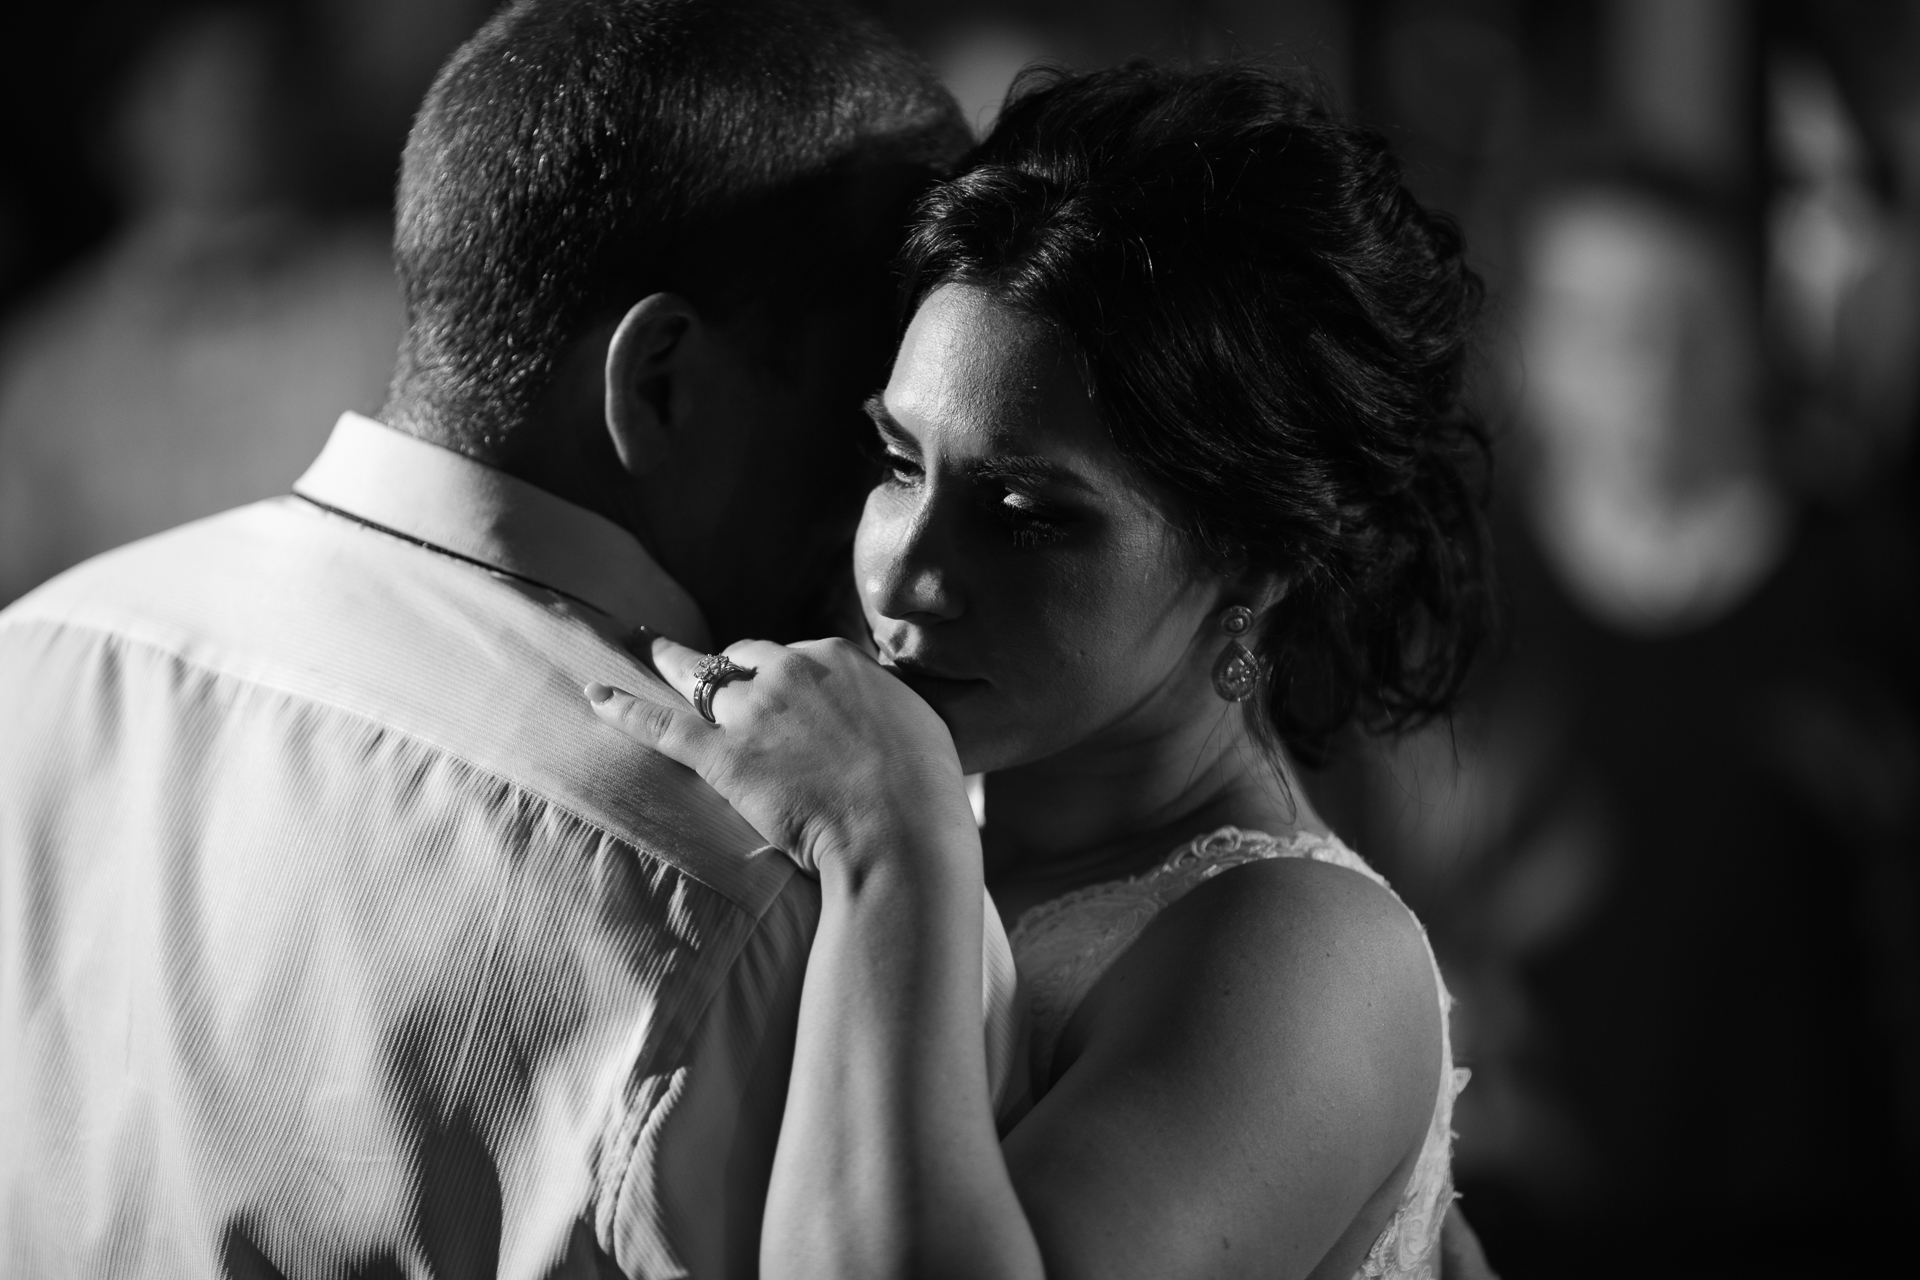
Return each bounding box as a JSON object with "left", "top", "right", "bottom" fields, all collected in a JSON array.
[{"left": 761, "top": 842, "right": 1046, "bottom": 1280}]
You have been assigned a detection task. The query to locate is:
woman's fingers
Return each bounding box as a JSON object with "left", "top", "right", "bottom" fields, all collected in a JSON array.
[
  {"left": 649, "top": 635, "right": 790, "bottom": 723},
  {"left": 585, "top": 682, "right": 715, "bottom": 771},
  {"left": 645, "top": 634, "right": 709, "bottom": 704}
]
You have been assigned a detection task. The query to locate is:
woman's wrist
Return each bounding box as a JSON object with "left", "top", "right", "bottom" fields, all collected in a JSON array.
[
  {"left": 814, "top": 813, "right": 983, "bottom": 900},
  {"left": 807, "top": 775, "right": 982, "bottom": 890}
]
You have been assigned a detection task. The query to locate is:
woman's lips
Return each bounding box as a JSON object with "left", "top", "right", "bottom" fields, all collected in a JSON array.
[{"left": 880, "top": 655, "right": 988, "bottom": 695}]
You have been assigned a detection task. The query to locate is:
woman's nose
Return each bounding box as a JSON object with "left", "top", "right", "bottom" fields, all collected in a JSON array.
[{"left": 858, "top": 496, "right": 964, "bottom": 624}]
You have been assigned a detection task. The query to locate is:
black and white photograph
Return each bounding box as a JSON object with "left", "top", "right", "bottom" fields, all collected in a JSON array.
[{"left": 0, "top": 2, "right": 1914, "bottom": 1277}]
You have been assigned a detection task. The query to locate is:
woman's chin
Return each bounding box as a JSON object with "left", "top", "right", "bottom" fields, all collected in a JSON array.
[
  {"left": 918, "top": 695, "right": 1017, "bottom": 775},
  {"left": 898, "top": 674, "right": 1065, "bottom": 775},
  {"left": 889, "top": 670, "right": 981, "bottom": 737},
  {"left": 950, "top": 716, "right": 1056, "bottom": 777}
]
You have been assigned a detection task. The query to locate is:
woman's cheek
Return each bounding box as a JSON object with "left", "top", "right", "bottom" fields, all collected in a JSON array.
[
  {"left": 1051, "top": 557, "right": 1176, "bottom": 704},
  {"left": 1008, "top": 563, "right": 1116, "bottom": 701},
  {"left": 853, "top": 487, "right": 907, "bottom": 623}
]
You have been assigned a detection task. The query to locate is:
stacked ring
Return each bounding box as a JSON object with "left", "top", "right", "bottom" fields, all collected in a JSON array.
[{"left": 690, "top": 654, "right": 756, "bottom": 723}]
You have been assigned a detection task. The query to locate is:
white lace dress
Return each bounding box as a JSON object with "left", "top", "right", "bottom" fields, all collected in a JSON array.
[{"left": 1007, "top": 826, "right": 1468, "bottom": 1280}]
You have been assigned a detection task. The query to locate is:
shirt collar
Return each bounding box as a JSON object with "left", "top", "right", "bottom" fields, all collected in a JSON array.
[{"left": 293, "top": 412, "right": 711, "bottom": 649}]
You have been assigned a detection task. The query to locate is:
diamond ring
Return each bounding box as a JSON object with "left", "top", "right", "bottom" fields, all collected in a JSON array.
[{"left": 690, "top": 654, "right": 756, "bottom": 723}]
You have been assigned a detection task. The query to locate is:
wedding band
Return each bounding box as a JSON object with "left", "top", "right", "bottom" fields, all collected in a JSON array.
[{"left": 690, "top": 654, "right": 756, "bottom": 723}]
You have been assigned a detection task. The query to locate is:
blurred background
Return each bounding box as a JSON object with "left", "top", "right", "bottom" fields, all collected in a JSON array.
[{"left": 1, "top": 1, "right": 1914, "bottom": 1275}]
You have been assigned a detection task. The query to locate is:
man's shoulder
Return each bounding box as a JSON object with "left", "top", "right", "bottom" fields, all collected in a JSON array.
[{"left": 0, "top": 497, "right": 788, "bottom": 913}]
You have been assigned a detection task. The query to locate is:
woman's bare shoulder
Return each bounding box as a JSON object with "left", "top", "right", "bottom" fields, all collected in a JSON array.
[
  {"left": 1114, "top": 852, "right": 1440, "bottom": 1079},
  {"left": 1005, "top": 852, "right": 1444, "bottom": 1278},
  {"left": 1187, "top": 852, "right": 1437, "bottom": 993}
]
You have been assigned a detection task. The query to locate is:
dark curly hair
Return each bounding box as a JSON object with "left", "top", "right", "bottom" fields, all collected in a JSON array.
[{"left": 899, "top": 62, "right": 1494, "bottom": 767}]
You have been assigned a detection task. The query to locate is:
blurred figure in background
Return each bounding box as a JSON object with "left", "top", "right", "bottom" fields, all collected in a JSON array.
[
  {"left": 0, "top": 3, "right": 398, "bottom": 605},
  {"left": 1470, "top": 163, "right": 1914, "bottom": 1271},
  {"left": 1521, "top": 179, "right": 1789, "bottom": 636},
  {"left": 0, "top": 0, "right": 488, "bottom": 608},
  {"left": 1767, "top": 46, "right": 1920, "bottom": 500},
  {"left": 1313, "top": 2, "right": 1920, "bottom": 1275}
]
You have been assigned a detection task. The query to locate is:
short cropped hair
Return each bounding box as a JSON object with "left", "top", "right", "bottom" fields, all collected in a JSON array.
[
  {"left": 903, "top": 64, "right": 1494, "bottom": 766},
  {"left": 387, "top": 0, "right": 969, "bottom": 457}
]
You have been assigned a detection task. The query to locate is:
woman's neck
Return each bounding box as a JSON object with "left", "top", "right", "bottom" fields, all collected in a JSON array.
[{"left": 980, "top": 701, "right": 1324, "bottom": 912}]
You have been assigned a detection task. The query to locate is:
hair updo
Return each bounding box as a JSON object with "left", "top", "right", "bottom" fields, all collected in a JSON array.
[{"left": 898, "top": 61, "right": 1494, "bottom": 767}]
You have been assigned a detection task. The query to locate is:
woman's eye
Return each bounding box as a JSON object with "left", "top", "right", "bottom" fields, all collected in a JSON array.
[
  {"left": 881, "top": 450, "right": 923, "bottom": 487},
  {"left": 999, "top": 491, "right": 1068, "bottom": 550}
]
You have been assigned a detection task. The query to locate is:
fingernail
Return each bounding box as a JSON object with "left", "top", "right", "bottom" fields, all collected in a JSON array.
[{"left": 585, "top": 682, "right": 615, "bottom": 703}]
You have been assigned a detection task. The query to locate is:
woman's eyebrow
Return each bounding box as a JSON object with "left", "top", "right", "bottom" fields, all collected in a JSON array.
[
  {"left": 865, "top": 393, "right": 1094, "bottom": 493},
  {"left": 965, "top": 455, "right": 1097, "bottom": 494},
  {"left": 862, "top": 394, "right": 919, "bottom": 453}
]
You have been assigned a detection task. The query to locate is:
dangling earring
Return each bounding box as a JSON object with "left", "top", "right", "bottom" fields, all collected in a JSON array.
[{"left": 1211, "top": 605, "right": 1259, "bottom": 702}]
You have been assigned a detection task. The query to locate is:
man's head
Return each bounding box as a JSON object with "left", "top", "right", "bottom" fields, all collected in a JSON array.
[{"left": 383, "top": 0, "right": 970, "bottom": 642}]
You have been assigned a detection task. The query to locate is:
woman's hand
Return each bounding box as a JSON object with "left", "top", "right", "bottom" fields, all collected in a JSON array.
[
  {"left": 586, "top": 635, "right": 980, "bottom": 882},
  {"left": 590, "top": 637, "right": 1041, "bottom": 1280}
]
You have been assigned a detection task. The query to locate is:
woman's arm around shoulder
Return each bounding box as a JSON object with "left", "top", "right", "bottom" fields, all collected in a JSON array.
[{"left": 1005, "top": 855, "right": 1444, "bottom": 1280}]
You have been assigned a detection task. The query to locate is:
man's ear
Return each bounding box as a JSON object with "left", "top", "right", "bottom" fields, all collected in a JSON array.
[{"left": 606, "top": 293, "right": 701, "bottom": 475}]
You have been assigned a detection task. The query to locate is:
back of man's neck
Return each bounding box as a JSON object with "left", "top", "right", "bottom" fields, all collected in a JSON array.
[{"left": 385, "top": 394, "right": 661, "bottom": 559}]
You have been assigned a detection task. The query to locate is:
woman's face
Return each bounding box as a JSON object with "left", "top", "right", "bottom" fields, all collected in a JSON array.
[{"left": 855, "top": 284, "right": 1229, "bottom": 774}]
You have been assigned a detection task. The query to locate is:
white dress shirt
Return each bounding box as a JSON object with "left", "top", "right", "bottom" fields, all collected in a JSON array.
[{"left": 0, "top": 412, "right": 1020, "bottom": 1279}]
